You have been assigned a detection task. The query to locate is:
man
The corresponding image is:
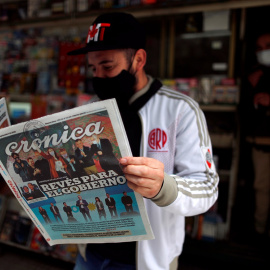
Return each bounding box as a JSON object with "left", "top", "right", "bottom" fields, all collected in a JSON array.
[
  {"left": 22, "top": 186, "right": 33, "bottom": 201},
  {"left": 63, "top": 202, "right": 77, "bottom": 222},
  {"left": 33, "top": 150, "right": 52, "bottom": 180},
  {"left": 90, "top": 134, "right": 123, "bottom": 175},
  {"left": 11, "top": 152, "right": 30, "bottom": 182},
  {"left": 74, "top": 139, "right": 98, "bottom": 175},
  {"left": 49, "top": 202, "right": 64, "bottom": 223},
  {"left": 95, "top": 197, "right": 106, "bottom": 220},
  {"left": 59, "top": 148, "right": 84, "bottom": 178},
  {"left": 27, "top": 182, "right": 44, "bottom": 199},
  {"left": 121, "top": 191, "right": 133, "bottom": 213},
  {"left": 27, "top": 157, "right": 47, "bottom": 182},
  {"left": 68, "top": 12, "right": 218, "bottom": 270},
  {"left": 105, "top": 193, "right": 118, "bottom": 218},
  {"left": 76, "top": 195, "right": 92, "bottom": 222},
  {"left": 244, "top": 32, "right": 270, "bottom": 239}
]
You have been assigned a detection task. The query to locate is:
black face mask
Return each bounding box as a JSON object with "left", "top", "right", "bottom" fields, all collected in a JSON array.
[{"left": 92, "top": 70, "right": 136, "bottom": 106}]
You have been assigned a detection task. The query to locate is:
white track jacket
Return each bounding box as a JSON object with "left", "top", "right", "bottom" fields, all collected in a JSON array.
[
  {"left": 136, "top": 84, "right": 219, "bottom": 269},
  {"left": 78, "top": 81, "right": 219, "bottom": 270}
]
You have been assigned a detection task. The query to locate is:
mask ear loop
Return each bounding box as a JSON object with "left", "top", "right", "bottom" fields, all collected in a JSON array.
[{"left": 128, "top": 49, "right": 138, "bottom": 76}]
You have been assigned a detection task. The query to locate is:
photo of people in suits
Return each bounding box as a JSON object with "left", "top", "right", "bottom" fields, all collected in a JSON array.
[
  {"left": 27, "top": 157, "right": 49, "bottom": 182},
  {"left": 22, "top": 186, "right": 34, "bottom": 201},
  {"left": 89, "top": 134, "right": 123, "bottom": 175},
  {"left": 59, "top": 148, "right": 84, "bottom": 178},
  {"left": 105, "top": 193, "right": 118, "bottom": 218},
  {"left": 95, "top": 197, "right": 106, "bottom": 220},
  {"left": 39, "top": 206, "right": 51, "bottom": 224},
  {"left": 27, "top": 182, "right": 44, "bottom": 199},
  {"left": 11, "top": 152, "right": 31, "bottom": 182},
  {"left": 20, "top": 182, "right": 45, "bottom": 201},
  {"left": 63, "top": 202, "right": 77, "bottom": 223},
  {"left": 75, "top": 139, "right": 98, "bottom": 175},
  {"left": 76, "top": 195, "right": 92, "bottom": 222},
  {"left": 35, "top": 147, "right": 70, "bottom": 179},
  {"left": 33, "top": 150, "right": 51, "bottom": 180},
  {"left": 49, "top": 202, "right": 64, "bottom": 223},
  {"left": 121, "top": 191, "right": 133, "bottom": 213}
]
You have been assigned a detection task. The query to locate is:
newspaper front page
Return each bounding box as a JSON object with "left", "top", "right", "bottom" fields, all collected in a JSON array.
[{"left": 0, "top": 98, "right": 154, "bottom": 245}]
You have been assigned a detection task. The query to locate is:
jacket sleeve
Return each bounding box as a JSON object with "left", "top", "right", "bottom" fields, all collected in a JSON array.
[{"left": 151, "top": 101, "right": 219, "bottom": 216}]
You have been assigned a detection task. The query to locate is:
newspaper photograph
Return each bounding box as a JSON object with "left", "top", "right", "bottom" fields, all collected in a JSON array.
[
  {"left": 0, "top": 98, "right": 154, "bottom": 245},
  {"left": 0, "top": 98, "right": 11, "bottom": 129}
]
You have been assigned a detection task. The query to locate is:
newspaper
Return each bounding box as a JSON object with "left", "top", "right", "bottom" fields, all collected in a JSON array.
[
  {"left": 0, "top": 98, "right": 154, "bottom": 245},
  {"left": 0, "top": 98, "right": 11, "bottom": 129}
]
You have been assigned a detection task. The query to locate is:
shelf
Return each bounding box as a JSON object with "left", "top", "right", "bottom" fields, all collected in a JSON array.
[
  {"left": 0, "top": 239, "right": 76, "bottom": 263},
  {"left": 0, "top": 239, "right": 42, "bottom": 253},
  {"left": 210, "top": 133, "right": 234, "bottom": 148},
  {"left": 200, "top": 104, "right": 237, "bottom": 112},
  {"left": 180, "top": 30, "right": 231, "bottom": 39},
  {"left": 1, "top": 0, "right": 270, "bottom": 30},
  {"left": 246, "top": 136, "right": 270, "bottom": 146},
  {"left": 218, "top": 169, "right": 231, "bottom": 176}
]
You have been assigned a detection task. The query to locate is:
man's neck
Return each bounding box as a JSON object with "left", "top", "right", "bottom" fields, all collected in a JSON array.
[
  {"left": 134, "top": 71, "right": 148, "bottom": 93},
  {"left": 129, "top": 75, "right": 153, "bottom": 104}
]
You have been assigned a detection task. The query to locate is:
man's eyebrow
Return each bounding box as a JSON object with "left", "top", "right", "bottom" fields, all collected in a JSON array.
[{"left": 88, "top": 60, "right": 114, "bottom": 67}]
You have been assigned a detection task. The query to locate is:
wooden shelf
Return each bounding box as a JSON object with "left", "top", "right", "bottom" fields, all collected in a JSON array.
[
  {"left": 200, "top": 104, "right": 237, "bottom": 112},
  {"left": 1, "top": 0, "right": 270, "bottom": 30},
  {"left": 0, "top": 239, "right": 76, "bottom": 263},
  {"left": 210, "top": 133, "right": 234, "bottom": 148}
]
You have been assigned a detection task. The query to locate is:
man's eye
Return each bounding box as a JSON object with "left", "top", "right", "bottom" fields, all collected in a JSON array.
[{"left": 104, "top": 66, "right": 113, "bottom": 70}]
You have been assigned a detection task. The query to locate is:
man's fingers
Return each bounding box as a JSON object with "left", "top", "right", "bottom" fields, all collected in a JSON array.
[
  {"left": 120, "top": 156, "right": 164, "bottom": 169},
  {"left": 123, "top": 165, "right": 164, "bottom": 179},
  {"left": 127, "top": 180, "right": 160, "bottom": 199}
]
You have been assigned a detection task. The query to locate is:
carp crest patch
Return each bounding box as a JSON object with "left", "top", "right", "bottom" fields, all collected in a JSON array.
[{"left": 201, "top": 146, "right": 214, "bottom": 171}]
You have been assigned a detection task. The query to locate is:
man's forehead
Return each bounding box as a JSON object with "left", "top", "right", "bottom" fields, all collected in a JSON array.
[{"left": 87, "top": 49, "right": 124, "bottom": 63}]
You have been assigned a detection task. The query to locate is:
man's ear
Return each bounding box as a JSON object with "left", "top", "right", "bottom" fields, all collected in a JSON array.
[{"left": 134, "top": 49, "right": 147, "bottom": 71}]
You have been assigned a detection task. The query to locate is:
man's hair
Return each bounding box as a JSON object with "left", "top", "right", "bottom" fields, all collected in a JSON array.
[
  {"left": 60, "top": 148, "right": 67, "bottom": 152},
  {"left": 121, "top": 48, "right": 137, "bottom": 67},
  {"left": 27, "top": 157, "right": 33, "bottom": 161},
  {"left": 11, "top": 153, "right": 18, "bottom": 158}
]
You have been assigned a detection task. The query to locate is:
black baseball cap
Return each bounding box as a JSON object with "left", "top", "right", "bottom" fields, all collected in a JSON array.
[{"left": 67, "top": 12, "right": 146, "bottom": 55}]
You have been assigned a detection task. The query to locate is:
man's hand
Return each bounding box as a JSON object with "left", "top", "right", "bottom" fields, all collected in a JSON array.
[
  {"left": 34, "top": 168, "right": 41, "bottom": 175},
  {"left": 119, "top": 157, "right": 164, "bottom": 199}
]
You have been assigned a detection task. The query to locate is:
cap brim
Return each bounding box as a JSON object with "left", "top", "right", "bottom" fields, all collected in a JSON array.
[
  {"left": 67, "top": 43, "right": 123, "bottom": 55},
  {"left": 67, "top": 46, "right": 92, "bottom": 55},
  {"left": 67, "top": 42, "right": 144, "bottom": 55}
]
